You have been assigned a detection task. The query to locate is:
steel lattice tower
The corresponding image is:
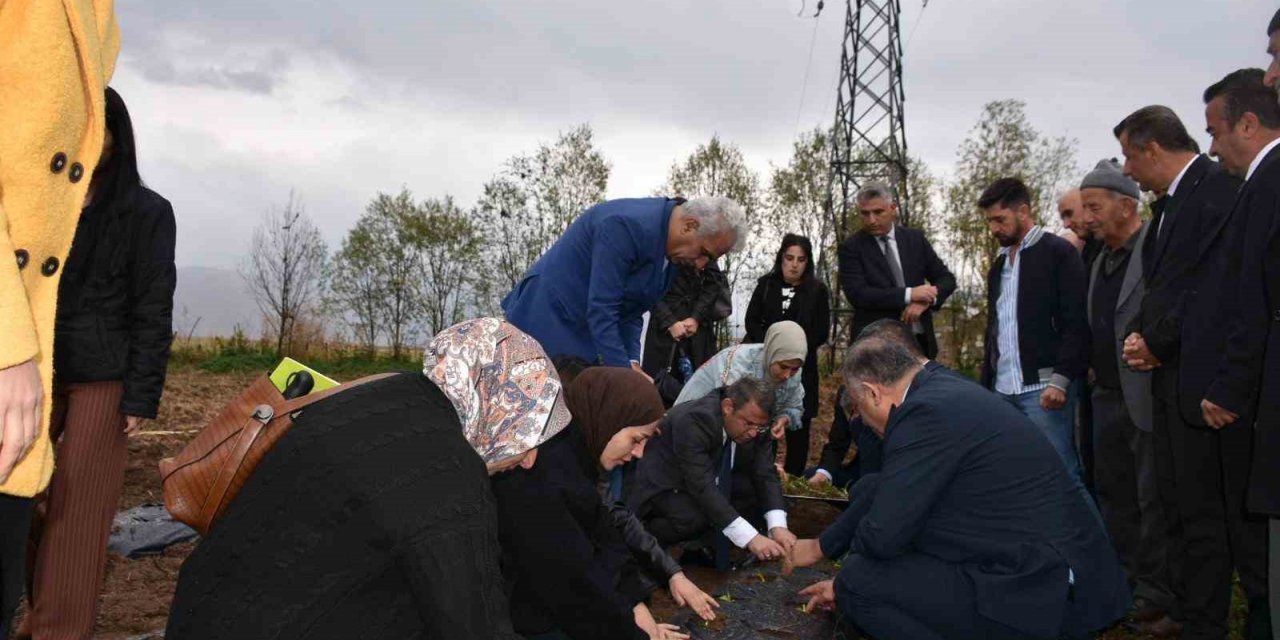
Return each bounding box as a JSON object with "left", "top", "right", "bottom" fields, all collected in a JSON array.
[{"left": 825, "top": 0, "right": 911, "bottom": 353}]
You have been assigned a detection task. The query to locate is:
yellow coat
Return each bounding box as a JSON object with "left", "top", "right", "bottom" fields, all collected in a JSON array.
[{"left": 0, "top": 0, "right": 120, "bottom": 497}]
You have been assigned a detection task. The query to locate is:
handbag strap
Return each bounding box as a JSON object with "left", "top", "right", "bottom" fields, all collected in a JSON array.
[
  {"left": 195, "top": 371, "right": 400, "bottom": 531},
  {"left": 721, "top": 346, "right": 740, "bottom": 386}
]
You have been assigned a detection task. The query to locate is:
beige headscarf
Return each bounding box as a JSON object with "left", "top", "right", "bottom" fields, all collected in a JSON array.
[
  {"left": 424, "top": 317, "right": 572, "bottom": 464},
  {"left": 762, "top": 320, "right": 807, "bottom": 376}
]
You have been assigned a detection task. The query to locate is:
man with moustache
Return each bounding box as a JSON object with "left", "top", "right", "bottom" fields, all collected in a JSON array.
[
  {"left": 1079, "top": 160, "right": 1177, "bottom": 635},
  {"left": 1197, "top": 68, "right": 1279, "bottom": 639},
  {"left": 1059, "top": 186, "right": 1102, "bottom": 497},
  {"left": 1114, "top": 100, "right": 1266, "bottom": 639}
]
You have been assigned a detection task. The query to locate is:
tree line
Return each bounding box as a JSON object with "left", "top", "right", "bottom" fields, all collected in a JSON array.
[{"left": 241, "top": 100, "right": 1079, "bottom": 366}]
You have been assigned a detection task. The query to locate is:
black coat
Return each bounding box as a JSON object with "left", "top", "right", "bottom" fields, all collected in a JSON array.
[
  {"left": 641, "top": 261, "right": 729, "bottom": 377},
  {"left": 1205, "top": 144, "right": 1280, "bottom": 516},
  {"left": 625, "top": 390, "right": 785, "bottom": 530},
  {"left": 819, "top": 367, "right": 1128, "bottom": 638},
  {"left": 743, "top": 274, "right": 830, "bottom": 420},
  {"left": 491, "top": 430, "right": 649, "bottom": 640},
  {"left": 55, "top": 185, "right": 176, "bottom": 418},
  {"left": 167, "top": 373, "right": 519, "bottom": 640},
  {"left": 981, "top": 231, "right": 1089, "bottom": 390},
  {"left": 1126, "top": 155, "right": 1242, "bottom": 413},
  {"left": 838, "top": 226, "right": 956, "bottom": 358}
]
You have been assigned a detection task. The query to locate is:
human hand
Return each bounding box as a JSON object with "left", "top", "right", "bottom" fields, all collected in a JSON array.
[
  {"left": 1122, "top": 333, "right": 1160, "bottom": 371},
  {"left": 0, "top": 359, "right": 43, "bottom": 484},
  {"left": 668, "top": 323, "right": 689, "bottom": 340},
  {"left": 1040, "top": 386, "right": 1066, "bottom": 411},
  {"left": 669, "top": 572, "right": 718, "bottom": 621},
  {"left": 125, "top": 415, "right": 147, "bottom": 435},
  {"left": 909, "top": 284, "right": 938, "bottom": 305},
  {"left": 901, "top": 302, "right": 928, "bottom": 324},
  {"left": 782, "top": 539, "right": 824, "bottom": 576},
  {"left": 681, "top": 318, "right": 700, "bottom": 336},
  {"left": 770, "top": 416, "right": 789, "bottom": 440},
  {"left": 654, "top": 624, "right": 689, "bottom": 640},
  {"left": 799, "top": 580, "right": 837, "bottom": 613},
  {"left": 631, "top": 362, "right": 653, "bottom": 383},
  {"left": 746, "top": 534, "right": 786, "bottom": 561},
  {"left": 1200, "top": 399, "right": 1239, "bottom": 429},
  {"left": 769, "top": 527, "right": 798, "bottom": 552},
  {"left": 807, "top": 472, "right": 831, "bottom": 487}
]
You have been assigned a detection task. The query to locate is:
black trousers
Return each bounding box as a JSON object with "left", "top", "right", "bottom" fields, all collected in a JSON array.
[
  {"left": 1152, "top": 390, "right": 1270, "bottom": 639},
  {"left": 1092, "top": 387, "right": 1174, "bottom": 612},
  {"left": 0, "top": 494, "right": 33, "bottom": 640},
  {"left": 783, "top": 418, "right": 810, "bottom": 477}
]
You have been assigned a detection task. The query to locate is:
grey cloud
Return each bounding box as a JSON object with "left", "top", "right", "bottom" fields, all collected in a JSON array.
[{"left": 136, "top": 59, "right": 283, "bottom": 94}]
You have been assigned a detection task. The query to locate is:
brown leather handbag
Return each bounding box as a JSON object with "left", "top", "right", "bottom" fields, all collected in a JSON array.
[{"left": 159, "top": 372, "right": 396, "bottom": 534}]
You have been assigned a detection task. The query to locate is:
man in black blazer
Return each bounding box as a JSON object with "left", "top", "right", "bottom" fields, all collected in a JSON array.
[
  {"left": 1113, "top": 101, "right": 1270, "bottom": 639},
  {"left": 979, "top": 177, "right": 1090, "bottom": 482},
  {"left": 788, "top": 337, "right": 1129, "bottom": 640},
  {"left": 625, "top": 377, "right": 794, "bottom": 562},
  {"left": 1193, "top": 70, "right": 1277, "bottom": 639},
  {"left": 838, "top": 181, "right": 956, "bottom": 358}
]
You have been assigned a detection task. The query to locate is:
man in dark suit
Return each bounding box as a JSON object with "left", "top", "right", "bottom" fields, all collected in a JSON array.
[
  {"left": 625, "top": 377, "right": 794, "bottom": 562},
  {"left": 1079, "top": 160, "right": 1177, "bottom": 634},
  {"left": 787, "top": 337, "right": 1129, "bottom": 640},
  {"left": 979, "top": 177, "right": 1090, "bottom": 482},
  {"left": 1113, "top": 101, "right": 1270, "bottom": 639},
  {"left": 502, "top": 197, "right": 743, "bottom": 372},
  {"left": 838, "top": 181, "right": 956, "bottom": 359},
  {"left": 1196, "top": 69, "right": 1277, "bottom": 639}
]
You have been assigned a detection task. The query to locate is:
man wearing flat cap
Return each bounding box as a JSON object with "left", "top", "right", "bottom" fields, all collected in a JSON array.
[{"left": 1079, "top": 159, "right": 1178, "bottom": 635}]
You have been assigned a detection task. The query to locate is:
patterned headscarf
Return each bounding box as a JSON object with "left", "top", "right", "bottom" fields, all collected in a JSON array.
[{"left": 425, "top": 317, "right": 572, "bottom": 464}]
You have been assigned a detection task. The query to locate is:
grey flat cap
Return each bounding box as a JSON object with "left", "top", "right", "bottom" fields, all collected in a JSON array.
[{"left": 1080, "top": 158, "right": 1140, "bottom": 199}]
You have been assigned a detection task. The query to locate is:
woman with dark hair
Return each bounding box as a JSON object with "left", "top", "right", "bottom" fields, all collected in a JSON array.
[
  {"left": 20, "top": 87, "right": 176, "bottom": 640},
  {"left": 743, "top": 234, "right": 830, "bottom": 476}
]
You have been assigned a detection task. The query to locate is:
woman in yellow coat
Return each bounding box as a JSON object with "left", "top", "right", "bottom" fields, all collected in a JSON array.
[{"left": 0, "top": 0, "right": 119, "bottom": 635}]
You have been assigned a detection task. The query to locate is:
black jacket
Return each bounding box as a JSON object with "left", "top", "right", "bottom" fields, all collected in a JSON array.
[
  {"left": 1205, "top": 144, "right": 1280, "bottom": 515},
  {"left": 814, "top": 385, "right": 879, "bottom": 487},
  {"left": 743, "top": 274, "right": 830, "bottom": 420},
  {"left": 167, "top": 373, "right": 519, "bottom": 640},
  {"left": 625, "top": 390, "right": 785, "bottom": 530},
  {"left": 981, "top": 231, "right": 1088, "bottom": 390},
  {"left": 1127, "top": 155, "right": 1242, "bottom": 411},
  {"left": 491, "top": 430, "right": 649, "bottom": 640},
  {"left": 838, "top": 225, "right": 956, "bottom": 358},
  {"left": 641, "top": 261, "right": 729, "bottom": 376},
  {"left": 55, "top": 186, "right": 176, "bottom": 418},
  {"left": 819, "top": 367, "right": 1128, "bottom": 638}
]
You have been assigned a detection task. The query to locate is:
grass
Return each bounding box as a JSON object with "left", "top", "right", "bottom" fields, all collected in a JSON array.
[{"left": 169, "top": 332, "right": 423, "bottom": 380}]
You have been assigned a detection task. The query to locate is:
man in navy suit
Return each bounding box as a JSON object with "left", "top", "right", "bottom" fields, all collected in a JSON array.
[
  {"left": 838, "top": 181, "right": 956, "bottom": 359},
  {"left": 502, "top": 196, "right": 745, "bottom": 371},
  {"left": 788, "top": 337, "right": 1128, "bottom": 640}
]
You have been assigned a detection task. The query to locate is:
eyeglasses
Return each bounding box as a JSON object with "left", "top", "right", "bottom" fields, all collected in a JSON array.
[{"left": 739, "top": 416, "right": 770, "bottom": 436}]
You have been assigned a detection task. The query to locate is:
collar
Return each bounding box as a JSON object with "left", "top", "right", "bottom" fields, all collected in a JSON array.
[
  {"left": 1247, "top": 137, "right": 1280, "bottom": 182},
  {"left": 997, "top": 224, "right": 1045, "bottom": 257},
  {"left": 1167, "top": 155, "right": 1197, "bottom": 198}
]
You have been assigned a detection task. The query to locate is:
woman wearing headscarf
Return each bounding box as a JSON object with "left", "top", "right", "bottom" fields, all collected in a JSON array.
[
  {"left": 743, "top": 234, "right": 830, "bottom": 475},
  {"left": 673, "top": 321, "right": 807, "bottom": 439},
  {"left": 166, "top": 318, "right": 566, "bottom": 639},
  {"left": 563, "top": 368, "right": 719, "bottom": 622}
]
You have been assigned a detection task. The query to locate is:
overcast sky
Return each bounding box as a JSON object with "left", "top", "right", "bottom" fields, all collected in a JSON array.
[{"left": 111, "top": 0, "right": 1276, "bottom": 269}]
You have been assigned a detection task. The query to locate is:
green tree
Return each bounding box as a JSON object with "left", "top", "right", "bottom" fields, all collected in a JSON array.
[
  {"left": 324, "top": 219, "right": 385, "bottom": 354},
  {"left": 769, "top": 128, "right": 833, "bottom": 265},
  {"left": 405, "top": 195, "right": 483, "bottom": 337}
]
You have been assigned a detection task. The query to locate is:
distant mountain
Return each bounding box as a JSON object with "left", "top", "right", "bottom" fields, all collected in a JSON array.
[{"left": 173, "top": 266, "right": 261, "bottom": 338}]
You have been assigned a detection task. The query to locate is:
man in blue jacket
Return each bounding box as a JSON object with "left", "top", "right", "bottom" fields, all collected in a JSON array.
[
  {"left": 502, "top": 196, "right": 745, "bottom": 371},
  {"left": 788, "top": 336, "right": 1129, "bottom": 640}
]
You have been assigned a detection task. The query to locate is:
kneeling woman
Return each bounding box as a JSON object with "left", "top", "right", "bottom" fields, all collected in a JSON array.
[{"left": 167, "top": 319, "right": 568, "bottom": 639}]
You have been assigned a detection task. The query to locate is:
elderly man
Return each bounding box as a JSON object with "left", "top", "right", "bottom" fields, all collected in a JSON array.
[
  {"left": 1058, "top": 188, "right": 1102, "bottom": 267},
  {"left": 838, "top": 181, "right": 955, "bottom": 358},
  {"left": 1079, "top": 160, "right": 1176, "bottom": 634},
  {"left": 788, "top": 337, "right": 1128, "bottom": 640},
  {"left": 626, "top": 377, "right": 794, "bottom": 563},
  {"left": 502, "top": 196, "right": 745, "bottom": 372},
  {"left": 1112, "top": 101, "right": 1267, "bottom": 639}
]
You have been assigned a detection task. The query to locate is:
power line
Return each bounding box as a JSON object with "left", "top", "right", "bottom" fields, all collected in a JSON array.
[
  {"left": 904, "top": 0, "right": 931, "bottom": 51},
  {"left": 793, "top": 9, "right": 824, "bottom": 137}
]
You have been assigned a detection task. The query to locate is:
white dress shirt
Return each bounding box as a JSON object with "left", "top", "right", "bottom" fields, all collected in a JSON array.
[
  {"left": 1158, "top": 156, "right": 1198, "bottom": 237},
  {"left": 1247, "top": 137, "right": 1280, "bottom": 182},
  {"left": 719, "top": 431, "right": 788, "bottom": 548}
]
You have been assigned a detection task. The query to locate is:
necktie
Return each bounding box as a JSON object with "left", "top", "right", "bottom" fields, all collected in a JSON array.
[
  {"left": 880, "top": 236, "right": 907, "bottom": 287},
  {"left": 1152, "top": 195, "right": 1170, "bottom": 239},
  {"left": 713, "top": 443, "right": 733, "bottom": 571}
]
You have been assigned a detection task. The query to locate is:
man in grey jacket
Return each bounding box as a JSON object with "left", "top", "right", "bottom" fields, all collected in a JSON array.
[{"left": 1080, "top": 159, "right": 1177, "bottom": 635}]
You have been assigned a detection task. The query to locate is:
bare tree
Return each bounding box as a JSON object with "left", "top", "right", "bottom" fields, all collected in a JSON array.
[
  {"left": 364, "top": 189, "right": 425, "bottom": 359},
  {"left": 240, "top": 192, "right": 327, "bottom": 358}
]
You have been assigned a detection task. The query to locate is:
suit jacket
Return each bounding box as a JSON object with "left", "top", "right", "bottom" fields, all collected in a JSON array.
[
  {"left": 1127, "top": 156, "right": 1241, "bottom": 413},
  {"left": 819, "top": 367, "right": 1128, "bottom": 638},
  {"left": 981, "top": 231, "right": 1089, "bottom": 390},
  {"left": 1087, "top": 222, "right": 1153, "bottom": 431},
  {"left": 625, "top": 390, "right": 785, "bottom": 529},
  {"left": 838, "top": 226, "right": 956, "bottom": 358},
  {"left": 502, "top": 198, "right": 677, "bottom": 367},
  {"left": 1205, "top": 143, "right": 1280, "bottom": 516}
]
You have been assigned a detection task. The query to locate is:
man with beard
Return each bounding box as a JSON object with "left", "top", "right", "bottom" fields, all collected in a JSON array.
[{"left": 979, "top": 177, "right": 1089, "bottom": 484}]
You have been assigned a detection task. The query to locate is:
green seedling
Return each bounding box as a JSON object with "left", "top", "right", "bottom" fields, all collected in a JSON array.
[{"left": 718, "top": 594, "right": 734, "bottom": 603}]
